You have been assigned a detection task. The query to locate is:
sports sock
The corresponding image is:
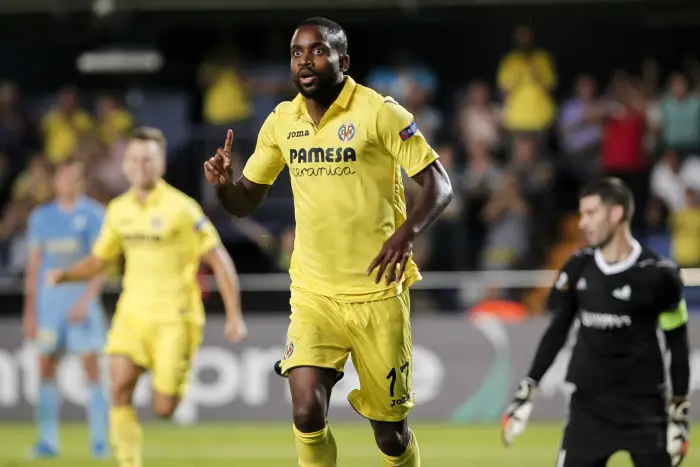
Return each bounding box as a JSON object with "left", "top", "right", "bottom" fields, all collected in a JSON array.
[
  {"left": 87, "top": 384, "right": 108, "bottom": 447},
  {"left": 381, "top": 429, "right": 420, "bottom": 467},
  {"left": 36, "top": 380, "right": 59, "bottom": 449},
  {"left": 293, "top": 423, "right": 338, "bottom": 467},
  {"left": 109, "top": 406, "right": 142, "bottom": 467}
]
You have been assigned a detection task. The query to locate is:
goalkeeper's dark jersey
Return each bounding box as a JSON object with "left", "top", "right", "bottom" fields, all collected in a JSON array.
[{"left": 530, "top": 240, "right": 688, "bottom": 398}]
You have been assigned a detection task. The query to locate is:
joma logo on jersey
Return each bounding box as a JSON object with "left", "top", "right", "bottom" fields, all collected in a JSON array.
[
  {"left": 289, "top": 147, "right": 357, "bottom": 164},
  {"left": 390, "top": 393, "right": 414, "bottom": 407},
  {"left": 287, "top": 130, "right": 309, "bottom": 139}
]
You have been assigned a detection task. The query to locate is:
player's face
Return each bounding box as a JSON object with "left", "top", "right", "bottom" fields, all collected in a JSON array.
[
  {"left": 579, "top": 195, "right": 623, "bottom": 248},
  {"left": 53, "top": 163, "right": 83, "bottom": 199},
  {"left": 290, "top": 25, "right": 348, "bottom": 98},
  {"left": 122, "top": 139, "right": 165, "bottom": 189}
]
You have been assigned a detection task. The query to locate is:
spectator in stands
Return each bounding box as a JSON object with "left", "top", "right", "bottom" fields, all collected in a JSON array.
[
  {"left": 0, "top": 155, "right": 52, "bottom": 242},
  {"left": 670, "top": 188, "right": 700, "bottom": 267},
  {"left": 199, "top": 40, "right": 252, "bottom": 125},
  {"left": 480, "top": 171, "right": 529, "bottom": 296},
  {"left": 660, "top": 72, "right": 700, "bottom": 155},
  {"left": 497, "top": 25, "right": 557, "bottom": 139},
  {"left": 89, "top": 138, "right": 129, "bottom": 203},
  {"left": 276, "top": 225, "right": 295, "bottom": 272},
  {"left": 683, "top": 56, "right": 700, "bottom": 91},
  {"left": 508, "top": 133, "right": 553, "bottom": 248},
  {"left": 425, "top": 145, "right": 461, "bottom": 270},
  {"left": 650, "top": 147, "right": 700, "bottom": 213},
  {"left": 457, "top": 81, "right": 501, "bottom": 155},
  {"left": 95, "top": 94, "right": 133, "bottom": 146},
  {"left": 558, "top": 74, "right": 603, "bottom": 182},
  {"left": 601, "top": 73, "right": 648, "bottom": 232},
  {"left": 462, "top": 141, "right": 503, "bottom": 269},
  {"left": 41, "top": 86, "right": 93, "bottom": 165},
  {"left": 509, "top": 134, "right": 553, "bottom": 202},
  {"left": 247, "top": 32, "right": 297, "bottom": 125},
  {"left": 0, "top": 81, "right": 31, "bottom": 166},
  {"left": 366, "top": 49, "right": 437, "bottom": 105},
  {"left": 641, "top": 58, "right": 663, "bottom": 153},
  {"left": 403, "top": 77, "right": 442, "bottom": 145}
]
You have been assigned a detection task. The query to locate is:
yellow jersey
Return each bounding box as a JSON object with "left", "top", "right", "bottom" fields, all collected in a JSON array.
[
  {"left": 41, "top": 109, "right": 94, "bottom": 164},
  {"left": 92, "top": 180, "right": 221, "bottom": 324},
  {"left": 497, "top": 49, "right": 557, "bottom": 131},
  {"left": 243, "top": 76, "right": 439, "bottom": 302},
  {"left": 97, "top": 108, "right": 133, "bottom": 145}
]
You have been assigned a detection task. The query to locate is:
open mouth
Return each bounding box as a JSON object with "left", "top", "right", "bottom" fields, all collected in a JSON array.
[{"left": 298, "top": 69, "right": 317, "bottom": 86}]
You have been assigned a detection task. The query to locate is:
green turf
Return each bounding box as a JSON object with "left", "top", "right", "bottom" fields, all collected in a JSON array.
[{"left": 0, "top": 422, "right": 696, "bottom": 466}]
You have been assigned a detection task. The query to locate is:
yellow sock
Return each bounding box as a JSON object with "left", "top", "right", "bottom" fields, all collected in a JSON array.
[
  {"left": 293, "top": 423, "right": 337, "bottom": 467},
  {"left": 109, "top": 406, "right": 143, "bottom": 467},
  {"left": 381, "top": 429, "right": 420, "bottom": 467}
]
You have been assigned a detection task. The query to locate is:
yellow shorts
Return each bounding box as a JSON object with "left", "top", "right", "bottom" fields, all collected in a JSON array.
[
  {"left": 104, "top": 312, "right": 203, "bottom": 397},
  {"left": 277, "top": 287, "right": 414, "bottom": 422}
]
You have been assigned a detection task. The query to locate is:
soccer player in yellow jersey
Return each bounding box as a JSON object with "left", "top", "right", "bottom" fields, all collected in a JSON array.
[
  {"left": 47, "top": 127, "right": 247, "bottom": 467},
  {"left": 204, "top": 17, "right": 452, "bottom": 467}
]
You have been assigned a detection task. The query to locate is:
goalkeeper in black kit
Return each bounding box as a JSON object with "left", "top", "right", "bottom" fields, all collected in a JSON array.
[{"left": 502, "top": 178, "right": 691, "bottom": 467}]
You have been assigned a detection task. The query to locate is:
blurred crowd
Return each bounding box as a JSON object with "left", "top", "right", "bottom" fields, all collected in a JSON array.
[{"left": 2, "top": 24, "right": 700, "bottom": 284}]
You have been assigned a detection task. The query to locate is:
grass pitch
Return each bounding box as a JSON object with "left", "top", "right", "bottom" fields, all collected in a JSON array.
[{"left": 0, "top": 422, "right": 696, "bottom": 466}]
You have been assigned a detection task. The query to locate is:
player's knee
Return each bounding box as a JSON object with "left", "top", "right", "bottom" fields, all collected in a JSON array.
[
  {"left": 152, "top": 394, "right": 179, "bottom": 420},
  {"left": 38, "top": 356, "right": 57, "bottom": 380},
  {"left": 81, "top": 354, "right": 100, "bottom": 382},
  {"left": 110, "top": 376, "right": 137, "bottom": 406},
  {"left": 372, "top": 420, "right": 410, "bottom": 457},
  {"left": 292, "top": 396, "right": 326, "bottom": 433}
]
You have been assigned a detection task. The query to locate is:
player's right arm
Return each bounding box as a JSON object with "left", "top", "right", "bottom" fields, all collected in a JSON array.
[
  {"left": 23, "top": 210, "right": 42, "bottom": 338},
  {"left": 204, "top": 110, "right": 285, "bottom": 217},
  {"left": 502, "top": 251, "right": 588, "bottom": 447},
  {"left": 48, "top": 203, "right": 121, "bottom": 285}
]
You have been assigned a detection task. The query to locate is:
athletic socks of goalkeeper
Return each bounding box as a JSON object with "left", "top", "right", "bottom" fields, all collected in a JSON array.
[
  {"left": 380, "top": 429, "right": 420, "bottom": 467},
  {"left": 294, "top": 424, "right": 338, "bottom": 466},
  {"left": 110, "top": 406, "right": 142, "bottom": 467}
]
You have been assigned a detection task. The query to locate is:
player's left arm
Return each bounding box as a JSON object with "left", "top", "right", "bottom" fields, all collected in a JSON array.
[
  {"left": 69, "top": 208, "right": 107, "bottom": 322},
  {"left": 658, "top": 262, "right": 691, "bottom": 401},
  {"left": 658, "top": 261, "right": 691, "bottom": 466},
  {"left": 189, "top": 203, "right": 246, "bottom": 343},
  {"left": 367, "top": 101, "right": 453, "bottom": 284},
  {"left": 50, "top": 203, "right": 120, "bottom": 285}
]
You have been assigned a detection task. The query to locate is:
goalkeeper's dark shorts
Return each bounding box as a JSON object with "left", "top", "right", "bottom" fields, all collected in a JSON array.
[{"left": 559, "top": 391, "right": 668, "bottom": 461}]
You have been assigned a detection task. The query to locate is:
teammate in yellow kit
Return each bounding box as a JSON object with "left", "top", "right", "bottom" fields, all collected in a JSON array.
[
  {"left": 48, "top": 127, "right": 247, "bottom": 467},
  {"left": 204, "top": 18, "right": 452, "bottom": 467}
]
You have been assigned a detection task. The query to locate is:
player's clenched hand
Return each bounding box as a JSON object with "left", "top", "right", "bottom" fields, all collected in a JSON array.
[
  {"left": 668, "top": 399, "right": 690, "bottom": 466},
  {"left": 225, "top": 316, "right": 248, "bottom": 343},
  {"left": 204, "top": 129, "right": 234, "bottom": 186},
  {"left": 502, "top": 378, "right": 537, "bottom": 447},
  {"left": 366, "top": 225, "right": 415, "bottom": 286},
  {"left": 45, "top": 269, "right": 65, "bottom": 286}
]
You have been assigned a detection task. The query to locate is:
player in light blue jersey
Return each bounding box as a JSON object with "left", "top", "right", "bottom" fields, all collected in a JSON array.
[{"left": 23, "top": 158, "right": 108, "bottom": 459}]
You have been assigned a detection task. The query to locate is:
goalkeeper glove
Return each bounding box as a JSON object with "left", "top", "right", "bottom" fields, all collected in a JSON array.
[
  {"left": 668, "top": 399, "right": 690, "bottom": 467},
  {"left": 502, "top": 378, "right": 537, "bottom": 447}
]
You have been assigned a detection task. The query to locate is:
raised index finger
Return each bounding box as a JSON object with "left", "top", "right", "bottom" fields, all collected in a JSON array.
[{"left": 224, "top": 129, "right": 233, "bottom": 155}]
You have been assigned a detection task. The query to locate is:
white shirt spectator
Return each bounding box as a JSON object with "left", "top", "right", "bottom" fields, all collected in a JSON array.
[{"left": 650, "top": 153, "right": 700, "bottom": 211}]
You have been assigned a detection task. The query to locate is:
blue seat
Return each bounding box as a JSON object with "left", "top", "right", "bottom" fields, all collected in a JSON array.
[{"left": 646, "top": 234, "right": 671, "bottom": 259}]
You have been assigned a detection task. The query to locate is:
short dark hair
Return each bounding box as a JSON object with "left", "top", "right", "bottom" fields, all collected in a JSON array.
[
  {"left": 580, "top": 177, "right": 635, "bottom": 221},
  {"left": 59, "top": 155, "right": 83, "bottom": 169},
  {"left": 296, "top": 17, "right": 348, "bottom": 55},
  {"left": 131, "top": 126, "right": 167, "bottom": 153}
]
